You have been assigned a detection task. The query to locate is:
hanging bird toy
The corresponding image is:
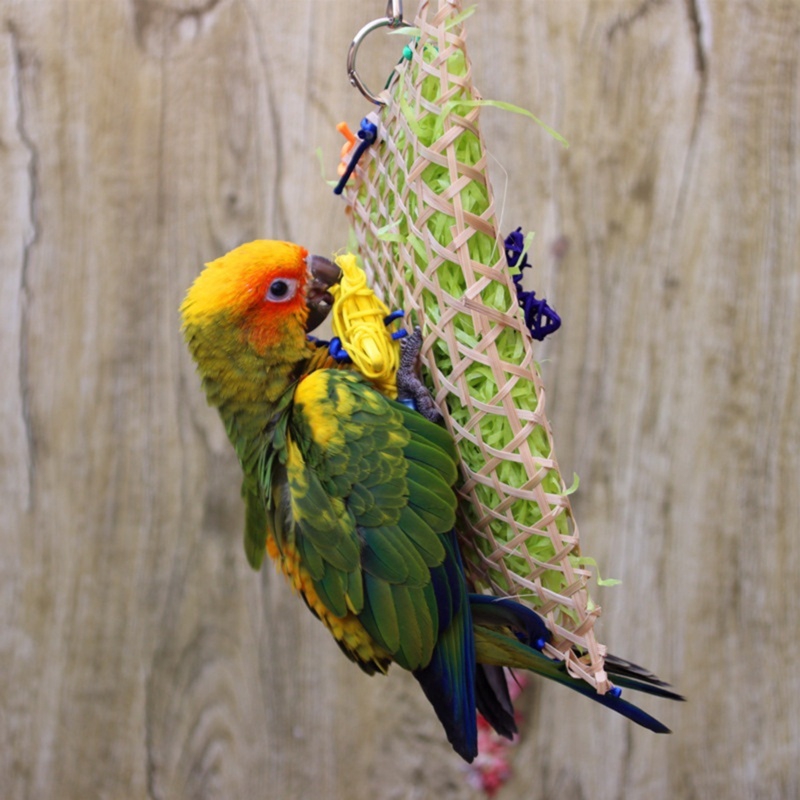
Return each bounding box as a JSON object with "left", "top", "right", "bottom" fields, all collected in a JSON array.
[{"left": 180, "top": 0, "right": 681, "bottom": 768}]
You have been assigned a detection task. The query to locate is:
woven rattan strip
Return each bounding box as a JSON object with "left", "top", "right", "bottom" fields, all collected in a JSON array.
[{"left": 340, "top": 0, "right": 609, "bottom": 692}]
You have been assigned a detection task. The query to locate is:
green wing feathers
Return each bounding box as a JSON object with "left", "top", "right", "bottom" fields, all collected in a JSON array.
[
  {"left": 276, "top": 369, "right": 459, "bottom": 671},
  {"left": 242, "top": 476, "right": 268, "bottom": 569}
]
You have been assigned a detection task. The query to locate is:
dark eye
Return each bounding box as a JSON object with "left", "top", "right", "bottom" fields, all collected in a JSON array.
[{"left": 266, "top": 278, "right": 298, "bottom": 303}]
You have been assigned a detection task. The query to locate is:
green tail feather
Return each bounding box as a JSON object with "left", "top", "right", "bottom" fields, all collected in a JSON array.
[{"left": 474, "top": 626, "right": 682, "bottom": 733}]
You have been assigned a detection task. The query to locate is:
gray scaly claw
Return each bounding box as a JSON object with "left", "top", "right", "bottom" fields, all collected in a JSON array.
[{"left": 397, "top": 327, "right": 443, "bottom": 424}]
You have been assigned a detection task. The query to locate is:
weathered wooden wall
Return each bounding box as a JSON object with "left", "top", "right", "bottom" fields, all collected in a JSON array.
[{"left": 1, "top": 1, "right": 797, "bottom": 798}]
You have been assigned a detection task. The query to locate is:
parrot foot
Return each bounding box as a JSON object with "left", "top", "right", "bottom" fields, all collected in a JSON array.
[{"left": 397, "top": 327, "right": 443, "bottom": 424}]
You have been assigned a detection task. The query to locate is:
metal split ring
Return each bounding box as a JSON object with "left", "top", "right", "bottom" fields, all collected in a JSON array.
[{"left": 347, "top": 1, "right": 410, "bottom": 105}]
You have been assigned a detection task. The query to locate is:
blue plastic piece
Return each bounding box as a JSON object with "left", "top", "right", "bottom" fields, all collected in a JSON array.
[
  {"left": 328, "top": 337, "right": 352, "bottom": 363},
  {"left": 333, "top": 117, "right": 379, "bottom": 195},
  {"left": 504, "top": 227, "right": 561, "bottom": 342}
]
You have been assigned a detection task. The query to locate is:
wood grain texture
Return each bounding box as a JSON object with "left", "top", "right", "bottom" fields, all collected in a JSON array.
[{"left": 0, "top": 1, "right": 797, "bottom": 798}]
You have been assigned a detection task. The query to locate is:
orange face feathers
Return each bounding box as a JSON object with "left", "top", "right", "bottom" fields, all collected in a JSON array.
[{"left": 181, "top": 240, "right": 311, "bottom": 352}]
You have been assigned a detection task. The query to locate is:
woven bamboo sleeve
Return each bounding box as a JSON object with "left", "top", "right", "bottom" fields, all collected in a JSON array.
[{"left": 340, "top": 0, "right": 609, "bottom": 692}]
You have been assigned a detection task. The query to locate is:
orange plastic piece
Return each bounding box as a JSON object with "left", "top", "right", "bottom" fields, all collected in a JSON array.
[{"left": 336, "top": 122, "right": 357, "bottom": 176}]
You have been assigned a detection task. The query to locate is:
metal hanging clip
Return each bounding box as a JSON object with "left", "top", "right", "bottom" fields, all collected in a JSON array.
[{"left": 347, "top": 1, "right": 410, "bottom": 105}]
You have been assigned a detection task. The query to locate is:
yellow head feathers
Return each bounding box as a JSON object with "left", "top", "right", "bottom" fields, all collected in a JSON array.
[
  {"left": 180, "top": 240, "right": 311, "bottom": 354},
  {"left": 181, "top": 240, "right": 309, "bottom": 325}
]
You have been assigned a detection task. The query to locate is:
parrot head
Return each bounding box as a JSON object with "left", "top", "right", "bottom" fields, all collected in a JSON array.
[
  {"left": 181, "top": 240, "right": 341, "bottom": 411},
  {"left": 181, "top": 239, "right": 340, "bottom": 353}
]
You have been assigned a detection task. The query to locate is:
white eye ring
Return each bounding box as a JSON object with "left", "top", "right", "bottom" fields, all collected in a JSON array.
[{"left": 265, "top": 277, "right": 298, "bottom": 303}]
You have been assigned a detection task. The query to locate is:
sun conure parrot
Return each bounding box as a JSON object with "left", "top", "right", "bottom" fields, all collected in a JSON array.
[{"left": 180, "top": 239, "right": 681, "bottom": 762}]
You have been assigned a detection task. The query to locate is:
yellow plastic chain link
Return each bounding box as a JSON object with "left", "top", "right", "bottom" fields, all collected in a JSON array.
[{"left": 330, "top": 254, "right": 400, "bottom": 398}]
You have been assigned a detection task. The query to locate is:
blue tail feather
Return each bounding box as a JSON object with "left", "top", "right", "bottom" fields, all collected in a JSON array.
[
  {"left": 470, "top": 595, "right": 682, "bottom": 736},
  {"left": 413, "top": 531, "right": 478, "bottom": 762}
]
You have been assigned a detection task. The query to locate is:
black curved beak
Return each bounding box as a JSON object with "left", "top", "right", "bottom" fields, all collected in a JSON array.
[{"left": 305, "top": 255, "right": 342, "bottom": 332}]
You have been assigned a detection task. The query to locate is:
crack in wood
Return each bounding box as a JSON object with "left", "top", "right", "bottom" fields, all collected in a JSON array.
[
  {"left": 607, "top": 0, "right": 667, "bottom": 40},
  {"left": 6, "top": 20, "right": 38, "bottom": 510},
  {"left": 685, "top": 0, "right": 708, "bottom": 76},
  {"left": 670, "top": 0, "right": 710, "bottom": 236}
]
